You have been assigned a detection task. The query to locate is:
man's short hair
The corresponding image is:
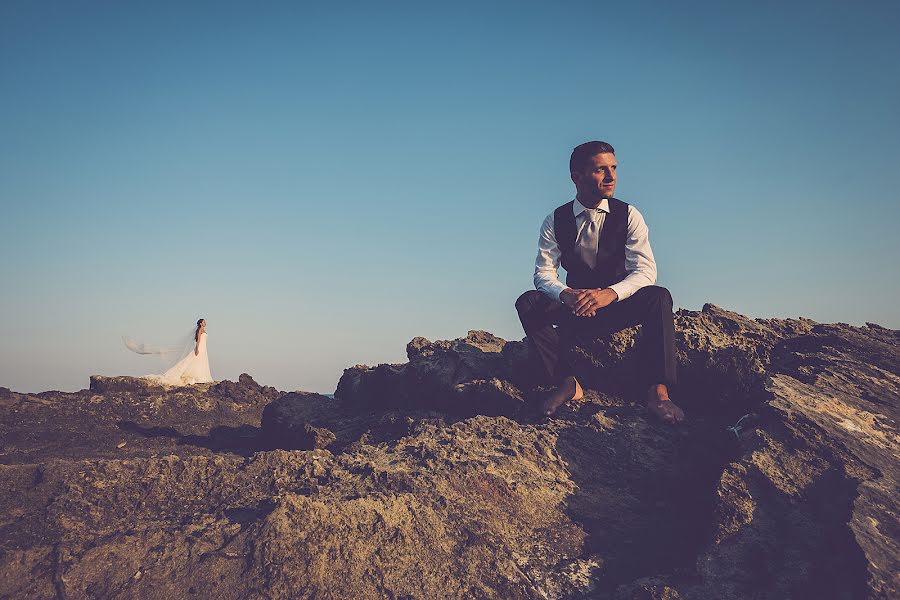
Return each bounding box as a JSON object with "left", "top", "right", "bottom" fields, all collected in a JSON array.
[{"left": 570, "top": 141, "right": 615, "bottom": 174}]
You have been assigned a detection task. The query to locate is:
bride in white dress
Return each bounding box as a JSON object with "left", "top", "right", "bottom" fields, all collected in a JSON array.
[
  {"left": 125, "top": 318, "right": 214, "bottom": 385},
  {"left": 157, "top": 318, "right": 213, "bottom": 385}
]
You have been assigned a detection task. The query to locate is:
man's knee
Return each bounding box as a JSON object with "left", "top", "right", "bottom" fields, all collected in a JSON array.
[
  {"left": 642, "top": 285, "right": 673, "bottom": 308},
  {"left": 515, "top": 290, "right": 546, "bottom": 316}
]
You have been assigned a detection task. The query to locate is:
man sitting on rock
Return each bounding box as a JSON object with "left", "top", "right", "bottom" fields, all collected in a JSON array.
[{"left": 515, "top": 140, "right": 685, "bottom": 424}]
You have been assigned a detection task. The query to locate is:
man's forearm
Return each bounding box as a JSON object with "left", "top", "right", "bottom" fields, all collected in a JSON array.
[
  {"left": 608, "top": 271, "right": 654, "bottom": 302},
  {"left": 534, "top": 273, "right": 567, "bottom": 302},
  {"left": 534, "top": 212, "right": 568, "bottom": 303}
]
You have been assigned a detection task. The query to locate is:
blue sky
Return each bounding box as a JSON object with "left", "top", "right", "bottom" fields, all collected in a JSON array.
[{"left": 2, "top": 1, "right": 898, "bottom": 393}]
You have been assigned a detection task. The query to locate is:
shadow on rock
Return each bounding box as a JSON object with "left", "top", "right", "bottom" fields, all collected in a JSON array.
[
  {"left": 117, "top": 392, "right": 464, "bottom": 457},
  {"left": 259, "top": 391, "right": 467, "bottom": 453},
  {"left": 117, "top": 420, "right": 264, "bottom": 456},
  {"left": 553, "top": 405, "right": 738, "bottom": 597}
]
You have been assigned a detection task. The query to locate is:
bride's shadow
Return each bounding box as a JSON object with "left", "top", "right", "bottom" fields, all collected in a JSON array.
[
  {"left": 117, "top": 420, "right": 264, "bottom": 456},
  {"left": 115, "top": 395, "right": 455, "bottom": 457}
]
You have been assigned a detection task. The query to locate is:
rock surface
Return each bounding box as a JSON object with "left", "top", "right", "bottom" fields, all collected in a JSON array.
[{"left": 0, "top": 305, "right": 897, "bottom": 599}]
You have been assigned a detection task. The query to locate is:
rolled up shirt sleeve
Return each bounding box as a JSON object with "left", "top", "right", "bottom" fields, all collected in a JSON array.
[
  {"left": 533, "top": 213, "right": 568, "bottom": 302},
  {"left": 608, "top": 205, "right": 657, "bottom": 302}
]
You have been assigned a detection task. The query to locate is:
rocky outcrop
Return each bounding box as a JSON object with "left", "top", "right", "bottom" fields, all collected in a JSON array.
[
  {"left": 335, "top": 330, "right": 532, "bottom": 417},
  {"left": 334, "top": 304, "right": 814, "bottom": 419},
  {"left": 0, "top": 305, "right": 897, "bottom": 599}
]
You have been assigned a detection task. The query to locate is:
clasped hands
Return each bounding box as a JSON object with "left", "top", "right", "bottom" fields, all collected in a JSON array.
[{"left": 559, "top": 287, "right": 618, "bottom": 317}]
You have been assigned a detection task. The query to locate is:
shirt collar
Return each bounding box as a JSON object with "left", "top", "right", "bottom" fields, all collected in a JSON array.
[{"left": 573, "top": 197, "right": 610, "bottom": 217}]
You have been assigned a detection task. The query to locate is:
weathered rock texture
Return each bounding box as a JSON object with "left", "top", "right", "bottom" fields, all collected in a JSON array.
[{"left": 0, "top": 305, "right": 897, "bottom": 599}]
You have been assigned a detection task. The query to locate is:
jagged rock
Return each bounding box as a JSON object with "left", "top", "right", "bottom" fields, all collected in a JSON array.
[
  {"left": 210, "top": 372, "right": 283, "bottom": 405},
  {"left": 0, "top": 307, "right": 897, "bottom": 599},
  {"left": 260, "top": 393, "right": 337, "bottom": 450},
  {"left": 89, "top": 374, "right": 172, "bottom": 395},
  {"left": 336, "top": 306, "right": 795, "bottom": 416},
  {"left": 88, "top": 373, "right": 280, "bottom": 406},
  {"left": 693, "top": 319, "right": 900, "bottom": 600},
  {"left": 453, "top": 377, "right": 527, "bottom": 416},
  {"left": 1, "top": 376, "right": 273, "bottom": 463},
  {"left": 336, "top": 330, "right": 532, "bottom": 416}
]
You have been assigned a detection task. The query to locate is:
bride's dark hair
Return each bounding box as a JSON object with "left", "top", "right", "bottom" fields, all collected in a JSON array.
[{"left": 195, "top": 318, "right": 205, "bottom": 342}]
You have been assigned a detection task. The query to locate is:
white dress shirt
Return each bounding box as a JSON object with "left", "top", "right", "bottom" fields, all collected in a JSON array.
[{"left": 533, "top": 197, "right": 657, "bottom": 303}]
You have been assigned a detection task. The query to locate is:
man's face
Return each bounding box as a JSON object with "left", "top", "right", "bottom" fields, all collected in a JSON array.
[{"left": 572, "top": 152, "right": 617, "bottom": 200}]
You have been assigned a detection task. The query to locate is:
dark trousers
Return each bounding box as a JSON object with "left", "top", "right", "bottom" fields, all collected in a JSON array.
[{"left": 515, "top": 285, "right": 677, "bottom": 388}]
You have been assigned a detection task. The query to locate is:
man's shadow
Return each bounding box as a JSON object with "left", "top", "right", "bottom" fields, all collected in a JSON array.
[{"left": 550, "top": 384, "right": 742, "bottom": 593}]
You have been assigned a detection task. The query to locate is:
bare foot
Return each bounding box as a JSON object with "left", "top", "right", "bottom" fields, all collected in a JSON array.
[
  {"left": 542, "top": 376, "right": 584, "bottom": 416},
  {"left": 646, "top": 384, "right": 685, "bottom": 425}
]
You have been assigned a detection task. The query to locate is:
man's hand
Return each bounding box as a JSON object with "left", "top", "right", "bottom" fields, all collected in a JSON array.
[{"left": 560, "top": 288, "right": 618, "bottom": 317}]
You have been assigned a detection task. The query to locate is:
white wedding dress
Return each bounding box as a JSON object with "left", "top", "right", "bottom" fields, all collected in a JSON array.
[{"left": 147, "top": 332, "right": 213, "bottom": 385}]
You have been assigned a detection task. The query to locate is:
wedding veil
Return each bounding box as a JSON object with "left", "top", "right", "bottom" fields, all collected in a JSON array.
[{"left": 123, "top": 328, "right": 198, "bottom": 369}]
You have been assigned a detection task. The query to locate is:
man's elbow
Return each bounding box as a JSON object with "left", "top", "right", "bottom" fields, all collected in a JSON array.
[{"left": 534, "top": 271, "right": 556, "bottom": 291}]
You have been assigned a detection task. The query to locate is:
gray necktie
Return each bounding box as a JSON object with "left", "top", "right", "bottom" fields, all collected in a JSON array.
[{"left": 576, "top": 208, "right": 605, "bottom": 269}]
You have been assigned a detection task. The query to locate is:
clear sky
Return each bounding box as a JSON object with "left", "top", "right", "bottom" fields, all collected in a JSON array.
[{"left": 2, "top": 1, "right": 898, "bottom": 394}]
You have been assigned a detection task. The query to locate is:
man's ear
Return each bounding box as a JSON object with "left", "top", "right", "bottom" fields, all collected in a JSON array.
[{"left": 570, "top": 170, "right": 580, "bottom": 186}]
